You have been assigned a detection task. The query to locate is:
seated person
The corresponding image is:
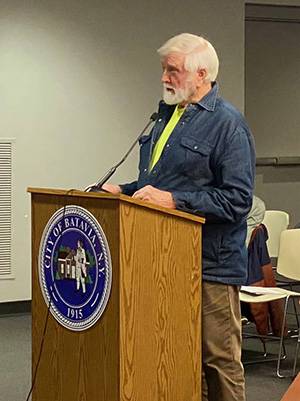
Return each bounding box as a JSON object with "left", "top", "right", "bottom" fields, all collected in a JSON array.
[
  {"left": 246, "top": 195, "right": 266, "bottom": 247},
  {"left": 243, "top": 196, "right": 285, "bottom": 336}
]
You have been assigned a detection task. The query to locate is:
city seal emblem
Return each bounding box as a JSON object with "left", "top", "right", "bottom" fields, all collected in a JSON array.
[{"left": 38, "top": 205, "right": 112, "bottom": 331}]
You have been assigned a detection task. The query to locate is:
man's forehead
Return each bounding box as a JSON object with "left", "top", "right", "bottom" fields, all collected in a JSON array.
[{"left": 161, "top": 52, "right": 185, "bottom": 67}]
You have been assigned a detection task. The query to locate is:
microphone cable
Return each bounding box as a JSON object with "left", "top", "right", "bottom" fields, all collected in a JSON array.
[
  {"left": 84, "top": 112, "right": 158, "bottom": 192},
  {"left": 25, "top": 112, "right": 159, "bottom": 399},
  {"left": 25, "top": 188, "right": 76, "bottom": 401}
]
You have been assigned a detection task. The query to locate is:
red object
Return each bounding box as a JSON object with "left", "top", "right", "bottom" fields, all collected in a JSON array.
[{"left": 281, "top": 374, "right": 300, "bottom": 401}]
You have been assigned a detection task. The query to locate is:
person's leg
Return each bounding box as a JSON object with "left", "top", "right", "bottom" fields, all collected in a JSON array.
[
  {"left": 202, "top": 368, "right": 209, "bottom": 401},
  {"left": 76, "top": 266, "right": 81, "bottom": 290},
  {"left": 81, "top": 276, "right": 86, "bottom": 293},
  {"left": 202, "top": 281, "right": 245, "bottom": 401}
]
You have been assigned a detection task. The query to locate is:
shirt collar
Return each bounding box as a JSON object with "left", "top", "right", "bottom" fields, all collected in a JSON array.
[
  {"left": 195, "top": 81, "right": 219, "bottom": 112},
  {"left": 159, "top": 81, "right": 219, "bottom": 113}
]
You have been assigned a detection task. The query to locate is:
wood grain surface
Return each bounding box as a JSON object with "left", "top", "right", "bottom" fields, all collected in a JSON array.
[
  {"left": 30, "top": 190, "right": 202, "bottom": 401},
  {"left": 27, "top": 187, "right": 205, "bottom": 224},
  {"left": 120, "top": 202, "right": 201, "bottom": 401},
  {"left": 31, "top": 194, "right": 120, "bottom": 401}
]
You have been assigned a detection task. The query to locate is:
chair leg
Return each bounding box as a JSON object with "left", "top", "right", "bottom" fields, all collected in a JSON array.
[
  {"left": 282, "top": 342, "right": 287, "bottom": 360},
  {"left": 292, "top": 296, "right": 300, "bottom": 377},
  {"left": 277, "top": 297, "right": 289, "bottom": 378},
  {"left": 261, "top": 339, "right": 267, "bottom": 357},
  {"left": 292, "top": 329, "right": 300, "bottom": 377},
  {"left": 290, "top": 283, "right": 300, "bottom": 329}
]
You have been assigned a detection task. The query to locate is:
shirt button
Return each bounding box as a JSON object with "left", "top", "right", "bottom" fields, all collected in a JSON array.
[
  {"left": 194, "top": 145, "right": 198, "bottom": 150},
  {"left": 144, "top": 168, "right": 147, "bottom": 172},
  {"left": 158, "top": 118, "right": 162, "bottom": 122},
  {"left": 166, "top": 144, "right": 170, "bottom": 148}
]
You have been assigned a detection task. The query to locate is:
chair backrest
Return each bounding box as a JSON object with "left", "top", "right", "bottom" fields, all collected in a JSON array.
[
  {"left": 262, "top": 210, "right": 289, "bottom": 257},
  {"left": 277, "top": 229, "right": 300, "bottom": 281}
]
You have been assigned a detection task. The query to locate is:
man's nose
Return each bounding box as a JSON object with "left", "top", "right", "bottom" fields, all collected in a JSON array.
[{"left": 161, "top": 70, "right": 169, "bottom": 83}]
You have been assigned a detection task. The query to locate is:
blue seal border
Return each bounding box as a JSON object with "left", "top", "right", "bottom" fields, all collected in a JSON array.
[{"left": 38, "top": 205, "right": 112, "bottom": 331}]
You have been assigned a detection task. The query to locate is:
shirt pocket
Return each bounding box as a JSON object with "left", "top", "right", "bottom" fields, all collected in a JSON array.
[{"left": 180, "top": 136, "right": 212, "bottom": 178}]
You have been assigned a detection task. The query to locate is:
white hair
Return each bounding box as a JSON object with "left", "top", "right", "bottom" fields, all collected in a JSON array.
[{"left": 157, "top": 33, "right": 219, "bottom": 83}]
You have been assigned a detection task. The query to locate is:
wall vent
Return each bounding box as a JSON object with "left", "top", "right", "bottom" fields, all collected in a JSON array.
[{"left": 0, "top": 141, "right": 12, "bottom": 277}]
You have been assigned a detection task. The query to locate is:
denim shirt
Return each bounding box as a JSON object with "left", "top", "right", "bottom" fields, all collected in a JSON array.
[{"left": 121, "top": 83, "right": 256, "bottom": 285}]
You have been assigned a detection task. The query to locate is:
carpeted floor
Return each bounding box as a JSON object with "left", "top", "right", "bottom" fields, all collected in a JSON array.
[
  {"left": 0, "top": 312, "right": 298, "bottom": 401},
  {"left": 243, "top": 335, "right": 296, "bottom": 401},
  {"left": 0, "top": 314, "right": 31, "bottom": 401}
]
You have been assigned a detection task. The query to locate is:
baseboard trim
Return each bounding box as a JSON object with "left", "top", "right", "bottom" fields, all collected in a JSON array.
[{"left": 0, "top": 300, "right": 31, "bottom": 315}]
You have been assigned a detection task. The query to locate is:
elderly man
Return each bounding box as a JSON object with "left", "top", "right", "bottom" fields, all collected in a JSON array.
[{"left": 103, "top": 33, "right": 255, "bottom": 401}]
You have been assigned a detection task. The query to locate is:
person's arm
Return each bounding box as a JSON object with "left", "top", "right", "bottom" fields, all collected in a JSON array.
[
  {"left": 102, "top": 180, "right": 138, "bottom": 196},
  {"left": 119, "top": 181, "right": 138, "bottom": 196},
  {"left": 172, "top": 127, "right": 255, "bottom": 223},
  {"left": 101, "top": 183, "right": 122, "bottom": 194},
  {"left": 133, "top": 185, "right": 175, "bottom": 208}
]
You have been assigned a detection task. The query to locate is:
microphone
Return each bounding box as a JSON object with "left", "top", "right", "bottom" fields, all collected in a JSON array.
[{"left": 85, "top": 112, "right": 158, "bottom": 192}]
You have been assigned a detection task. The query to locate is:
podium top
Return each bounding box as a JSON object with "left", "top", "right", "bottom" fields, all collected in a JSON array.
[{"left": 27, "top": 187, "right": 205, "bottom": 224}]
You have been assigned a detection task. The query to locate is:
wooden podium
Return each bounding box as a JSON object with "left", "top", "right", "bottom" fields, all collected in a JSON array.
[{"left": 28, "top": 188, "right": 205, "bottom": 401}]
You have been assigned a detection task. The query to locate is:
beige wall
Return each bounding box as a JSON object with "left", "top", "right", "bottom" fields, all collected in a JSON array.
[
  {"left": 0, "top": 0, "right": 244, "bottom": 302},
  {"left": 0, "top": 0, "right": 299, "bottom": 302},
  {"left": 245, "top": 2, "right": 300, "bottom": 224}
]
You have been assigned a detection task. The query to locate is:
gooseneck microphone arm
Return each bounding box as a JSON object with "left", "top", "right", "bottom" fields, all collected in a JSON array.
[{"left": 85, "top": 112, "right": 158, "bottom": 192}]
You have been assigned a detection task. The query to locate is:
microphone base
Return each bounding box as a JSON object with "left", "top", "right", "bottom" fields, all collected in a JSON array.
[{"left": 85, "top": 186, "right": 109, "bottom": 193}]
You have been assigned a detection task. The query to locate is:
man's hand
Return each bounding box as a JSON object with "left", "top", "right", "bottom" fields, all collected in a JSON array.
[
  {"left": 102, "top": 183, "right": 121, "bottom": 194},
  {"left": 132, "top": 185, "right": 175, "bottom": 209}
]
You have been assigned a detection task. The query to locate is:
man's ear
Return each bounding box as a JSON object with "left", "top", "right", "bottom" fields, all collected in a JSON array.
[{"left": 197, "top": 68, "right": 207, "bottom": 82}]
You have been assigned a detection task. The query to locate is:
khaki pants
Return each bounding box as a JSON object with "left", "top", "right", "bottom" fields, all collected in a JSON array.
[{"left": 202, "top": 281, "right": 245, "bottom": 401}]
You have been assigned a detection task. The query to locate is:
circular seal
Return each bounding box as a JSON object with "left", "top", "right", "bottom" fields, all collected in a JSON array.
[{"left": 38, "top": 205, "right": 112, "bottom": 331}]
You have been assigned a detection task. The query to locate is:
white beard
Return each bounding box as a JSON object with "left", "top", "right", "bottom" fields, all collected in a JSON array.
[{"left": 162, "top": 84, "right": 194, "bottom": 105}]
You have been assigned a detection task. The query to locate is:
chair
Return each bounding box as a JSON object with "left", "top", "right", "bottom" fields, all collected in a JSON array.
[
  {"left": 240, "top": 229, "right": 300, "bottom": 378},
  {"left": 242, "top": 224, "right": 286, "bottom": 337},
  {"left": 262, "top": 210, "right": 289, "bottom": 259}
]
